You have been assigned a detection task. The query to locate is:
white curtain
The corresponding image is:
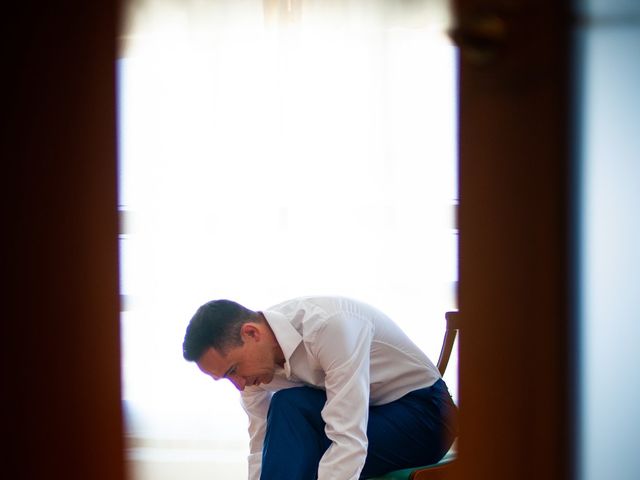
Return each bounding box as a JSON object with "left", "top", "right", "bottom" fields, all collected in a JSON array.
[{"left": 118, "top": 1, "right": 457, "bottom": 478}]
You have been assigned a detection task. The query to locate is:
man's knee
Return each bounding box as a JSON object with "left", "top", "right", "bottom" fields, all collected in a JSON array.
[
  {"left": 268, "top": 386, "right": 326, "bottom": 418},
  {"left": 271, "top": 386, "right": 308, "bottom": 406},
  {"left": 262, "top": 387, "right": 330, "bottom": 479}
]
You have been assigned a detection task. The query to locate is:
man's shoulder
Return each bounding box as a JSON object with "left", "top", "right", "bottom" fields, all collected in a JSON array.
[
  {"left": 266, "top": 296, "right": 382, "bottom": 333},
  {"left": 266, "top": 295, "right": 343, "bottom": 313},
  {"left": 265, "top": 297, "right": 351, "bottom": 336}
]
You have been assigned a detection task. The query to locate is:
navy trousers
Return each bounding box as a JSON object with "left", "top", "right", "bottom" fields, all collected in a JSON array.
[{"left": 260, "top": 379, "right": 457, "bottom": 479}]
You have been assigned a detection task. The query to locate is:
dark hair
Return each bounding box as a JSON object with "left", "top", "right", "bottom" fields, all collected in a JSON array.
[{"left": 182, "top": 299, "right": 259, "bottom": 361}]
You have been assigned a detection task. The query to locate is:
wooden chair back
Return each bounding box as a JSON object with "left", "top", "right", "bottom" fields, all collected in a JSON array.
[{"left": 436, "top": 311, "right": 460, "bottom": 376}]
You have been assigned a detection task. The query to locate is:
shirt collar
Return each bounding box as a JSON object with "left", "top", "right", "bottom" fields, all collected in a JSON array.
[{"left": 261, "top": 309, "right": 302, "bottom": 378}]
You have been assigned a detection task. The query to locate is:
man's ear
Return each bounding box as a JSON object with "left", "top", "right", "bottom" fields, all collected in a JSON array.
[{"left": 240, "top": 323, "right": 261, "bottom": 342}]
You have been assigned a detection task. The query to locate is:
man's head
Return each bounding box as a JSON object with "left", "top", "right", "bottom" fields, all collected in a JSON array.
[{"left": 182, "top": 299, "right": 283, "bottom": 391}]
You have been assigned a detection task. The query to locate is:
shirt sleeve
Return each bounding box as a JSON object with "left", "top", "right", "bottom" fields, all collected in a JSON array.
[
  {"left": 311, "top": 313, "right": 373, "bottom": 480},
  {"left": 240, "top": 388, "right": 273, "bottom": 480}
]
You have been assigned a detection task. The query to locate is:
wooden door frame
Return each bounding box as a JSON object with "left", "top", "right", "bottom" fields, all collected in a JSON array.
[
  {"left": 451, "top": 1, "right": 576, "bottom": 479},
  {"left": 4, "top": 2, "right": 125, "bottom": 480},
  {"left": 4, "top": 2, "right": 578, "bottom": 479}
]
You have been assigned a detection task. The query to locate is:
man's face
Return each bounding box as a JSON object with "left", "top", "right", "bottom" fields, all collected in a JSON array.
[{"left": 196, "top": 324, "right": 278, "bottom": 391}]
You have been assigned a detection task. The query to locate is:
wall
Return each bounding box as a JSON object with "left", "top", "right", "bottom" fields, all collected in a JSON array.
[{"left": 577, "top": 1, "right": 640, "bottom": 478}]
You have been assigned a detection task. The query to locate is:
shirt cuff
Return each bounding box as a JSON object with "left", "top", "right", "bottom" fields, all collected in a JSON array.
[{"left": 247, "top": 451, "right": 262, "bottom": 480}]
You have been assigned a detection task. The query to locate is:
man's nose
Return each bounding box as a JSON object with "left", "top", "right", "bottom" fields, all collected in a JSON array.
[{"left": 228, "top": 374, "right": 246, "bottom": 391}]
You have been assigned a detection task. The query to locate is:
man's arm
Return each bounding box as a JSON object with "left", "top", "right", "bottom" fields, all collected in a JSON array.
[
  {"left": 311, "top": 313, "right": 373, "bottom": 480},
  {"left": 241, "top": 388, "right": 272, "bottom": 480}
]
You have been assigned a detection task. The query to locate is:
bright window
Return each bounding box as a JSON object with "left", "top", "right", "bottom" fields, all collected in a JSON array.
[{"left": 118, "top": 1, "right": 457, "bottom": 478}]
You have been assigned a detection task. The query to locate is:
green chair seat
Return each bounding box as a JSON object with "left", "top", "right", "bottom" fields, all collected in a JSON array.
[{"left": 367, "top": 449, "right": 457, "bottom": 480}]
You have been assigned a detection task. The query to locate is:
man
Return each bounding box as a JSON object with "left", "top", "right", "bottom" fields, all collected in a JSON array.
[{"left": 182, "top": 296, "right": 457, "bottom": 480}]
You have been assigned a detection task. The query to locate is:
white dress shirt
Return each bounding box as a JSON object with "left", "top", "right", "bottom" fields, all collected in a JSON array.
[{"left": 241, "top": 296, "right": 441, "bottom": 480}]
